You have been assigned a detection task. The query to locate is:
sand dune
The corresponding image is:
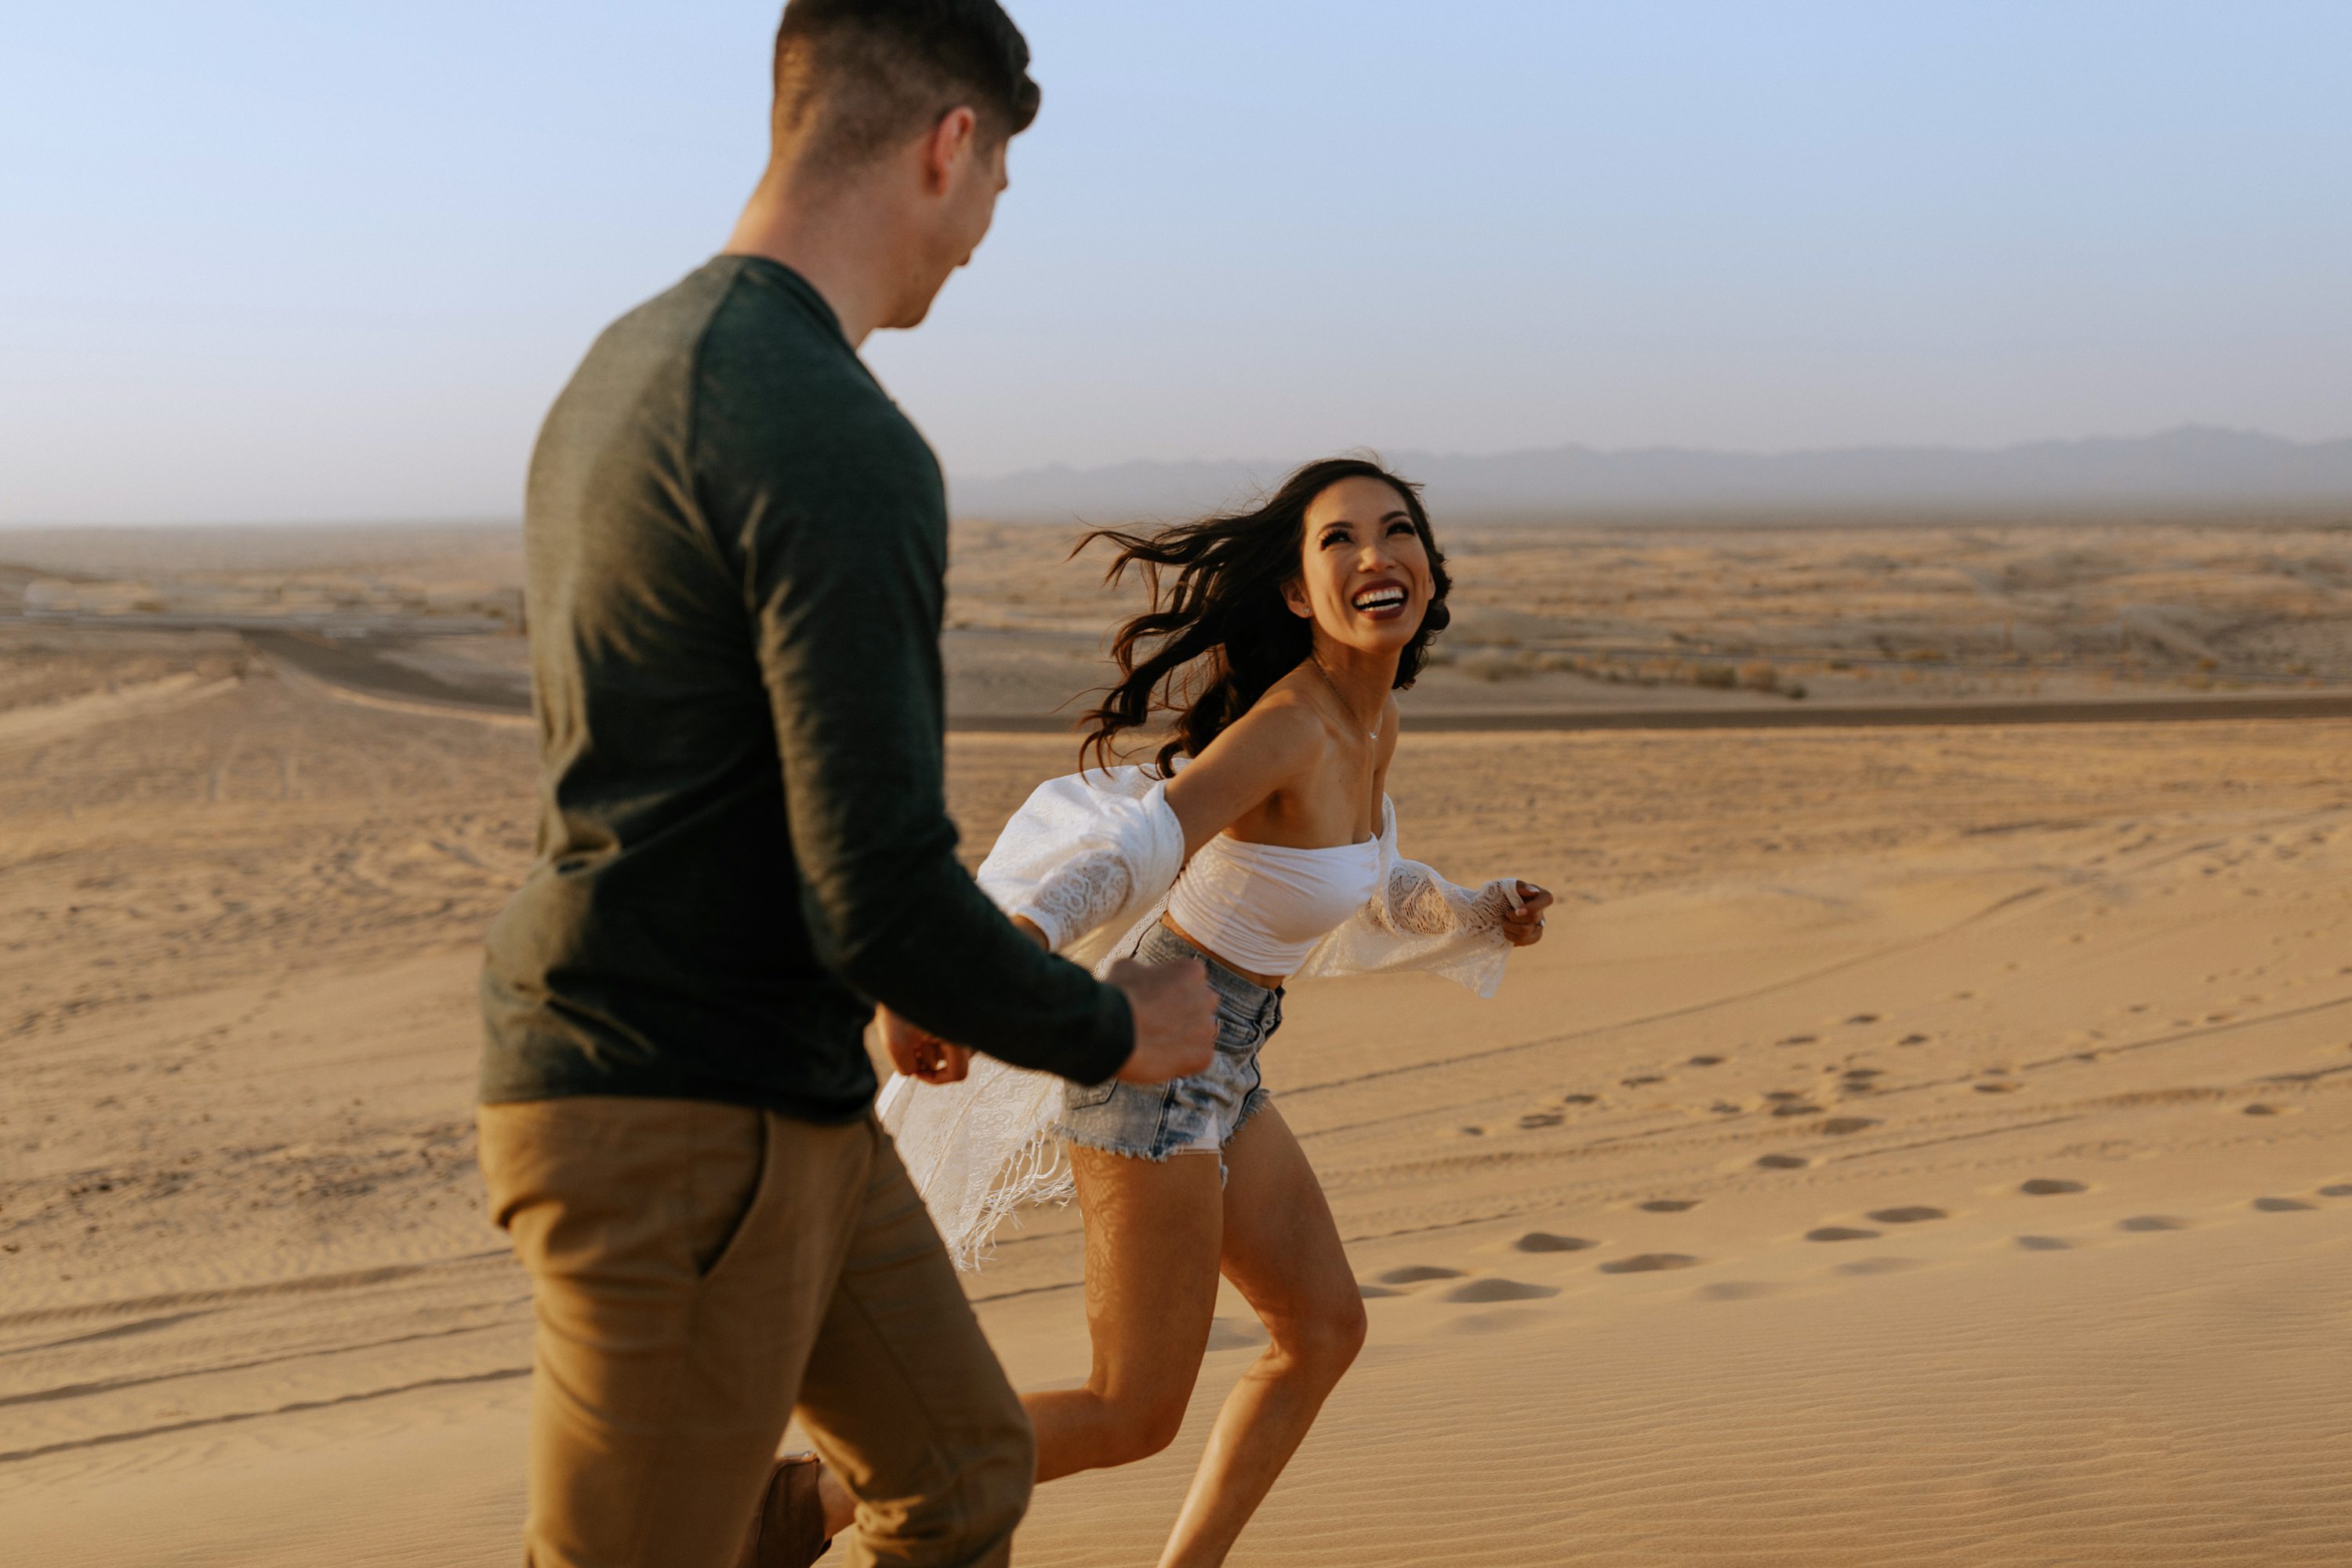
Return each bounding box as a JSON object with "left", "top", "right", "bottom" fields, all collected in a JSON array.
[{"left": 5, "top": 657, "right": 2350, "bottom": 1563}]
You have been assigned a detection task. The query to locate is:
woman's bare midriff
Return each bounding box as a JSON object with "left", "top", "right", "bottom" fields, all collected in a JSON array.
[{"left": 1158, "top": 912, "right": 1287, "bottom": 991}]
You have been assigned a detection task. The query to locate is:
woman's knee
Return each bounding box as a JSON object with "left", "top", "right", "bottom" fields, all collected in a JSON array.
[
  {"left": 1272, "top": 1293, "right": 1367, "bottom": 1377},
  {"left": 1092, "top": 1385, "right": 1192, "bottom": 1467}
]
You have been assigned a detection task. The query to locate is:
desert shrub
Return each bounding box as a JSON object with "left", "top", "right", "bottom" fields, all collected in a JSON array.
[
  {"left": 1693, "top": 663, "right": 1737, "bottom": 690},
  {"left": 1737, "top": 660, "right": 1779, "bottom": 692},
  {"left": 1461, "top": 650, "right": 1530, "bottom": 683}
]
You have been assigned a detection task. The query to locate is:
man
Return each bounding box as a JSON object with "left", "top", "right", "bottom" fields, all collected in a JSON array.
[{"left": 475, "top": 4, "right": 1218, "bottom": 1565}]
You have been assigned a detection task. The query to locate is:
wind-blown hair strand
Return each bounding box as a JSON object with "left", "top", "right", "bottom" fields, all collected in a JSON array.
[{"left": 1076, "top": 456, "right": 1452, "bottom": 775}]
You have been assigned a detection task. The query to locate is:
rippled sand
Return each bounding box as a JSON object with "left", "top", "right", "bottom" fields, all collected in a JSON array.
[{"left": 5, "top": 632, "right": 2350, "bottom": 1563}]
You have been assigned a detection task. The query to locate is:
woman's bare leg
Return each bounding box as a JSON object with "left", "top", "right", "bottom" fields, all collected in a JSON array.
[
  {"left": 1026, "top": 1142, "right": 1226, "bottom": 1481},
  {"left": 808, "top": 1143, "right": 1225, "bottom": 1541},
  {"left": 1156, "top": 1105, "right": 1366, "bottom": 1568}
]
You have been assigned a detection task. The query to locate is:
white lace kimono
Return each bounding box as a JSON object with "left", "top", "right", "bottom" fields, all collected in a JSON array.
[{"left": 877, "top": 765, "right": 1526, "bottom": 1269}]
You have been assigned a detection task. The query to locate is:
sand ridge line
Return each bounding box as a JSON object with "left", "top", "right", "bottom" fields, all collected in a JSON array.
[
  {"left": 0, "top": 1309, "right": 220, "bottom": 1361},
  {"left": 0, "top": 1316, "right": 529, "bottom": 1414},
  {"left": 1820, "top": 1113, "right": 2089, "bottom": 1165},
  {"left": 216, "top": 621, "right": 2352, "bottom": 734},
  {"left": 0, "top": 672, "right": 241, "bottom": 746},
  {"left": 0, "top": 1249, "right": 513, "bottom": 1336},
  {"left": 2016, "top": 991, "right": 2352, "bottom": 1073},
  {"left": 0, "top": 1364, "right": 533, "bottom": 1469}
]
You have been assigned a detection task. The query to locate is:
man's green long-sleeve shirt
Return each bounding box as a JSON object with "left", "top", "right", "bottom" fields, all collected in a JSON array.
[{"left": 480, "top": 256, "right": 1133, "bottom": 1118}]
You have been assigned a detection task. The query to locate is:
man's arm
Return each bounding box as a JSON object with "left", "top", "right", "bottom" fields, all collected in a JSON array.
[{"left": 743, "top": 448, "right": 1142, "bottom": 1083}]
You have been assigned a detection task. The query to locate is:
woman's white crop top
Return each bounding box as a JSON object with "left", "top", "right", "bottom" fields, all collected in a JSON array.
[{"left": 1162, "top": 830, "right": 1384, "bottom": 976}]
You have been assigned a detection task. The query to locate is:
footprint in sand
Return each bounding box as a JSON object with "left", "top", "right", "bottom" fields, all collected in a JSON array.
[
  {"left": 1806, "top": 1226, "right": 1879, "bottom": 1243},
  {"left": 1897, "top": 1033, "right": 1932, "bottom": 1046},
  {"left": 1975, "top": 1081, "right": 2023, "bottom": 1094},
  {"left": 1380, "top": 1265, "right": 1467, "bottom": 1284},
  {"left": 1771, "top": 1102, "right": 1826, "bottom": 1118},
  {"left": 1562, "top": 1093, "right": 1600, "bottom": 1105},
  {"left": 1777, "top": 1034, "right": 1818, "bottom": 1047},
  {"left": 2118, "top": 1216, "right": 2189, "bottom": 1232},
  {"left": 1836, "top": 1256, "right": 1922, "bottom": 1276},
  {"left": 1600, "top": 1253, "right": 1700, "bottom": 1274},
  {"left": 1639, "top": 1199, "right": 1701, "bottom": 1213},
  {"left": 2253, "top": 1196, "right": 2316, "bottom": 1212},
  {"left": 2319, "top": 1184, "right": 2352, "bottom": 1198},
  {"left": 1519, "top": 1112, "right": 1565, "bottom": 1129},
  {"left": 1688, "top": 1054, "right": 1725, "bottom": 1067},
  {"left": 1446, "top": 1278, "right": 1559, "bottom": 1303},
  {"left": 1846, "top": 1014, "right": 1880, "bottom": 1025},
  {"left": 1699, "top": 1281, "right": 1780, "bottom": 1301},
  {"left": 2016, "top": 1236, "right": 2074, "bottom": 1250},
  {"left": 1867, "top": 1206, "right": 1947, "bottom": 1225},
  {"left": 1756, "top": 1153, "right": 1810, "bottom": 1170},
  {"left": 2020, "top": 1178, "right": 2086, "bottom": 1196},
  {"left": 1820, "top": 1116, "right": 1880, "bottom": 1135},
  {"left": 1514, "top": 1232, "right": 1595, "bottom": 1254},
  {"left": 1621, "top": 1074, "right": 1665, "bottom": 1087}
]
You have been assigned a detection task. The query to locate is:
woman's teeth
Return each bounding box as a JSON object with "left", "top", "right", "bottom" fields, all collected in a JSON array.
[{"left": 1352, "top": 587, "right": 1407, "bottom": 612}]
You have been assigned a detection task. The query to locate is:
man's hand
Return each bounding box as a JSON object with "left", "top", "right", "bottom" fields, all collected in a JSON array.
[
  {"left": 879, "top": 1005, "right": 971, "bottom": 1084},
  {"left": 1106, "top": 955, "right": 1218, "bottom": 1084},
  {"left": 1501, "top": 880, "right": 1554, "bottom": 948}
]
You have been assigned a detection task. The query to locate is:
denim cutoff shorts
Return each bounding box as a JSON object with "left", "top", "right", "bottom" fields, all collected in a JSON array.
[{"left": 1057, "top": 920, "right": 1279, "bottom": 1178}]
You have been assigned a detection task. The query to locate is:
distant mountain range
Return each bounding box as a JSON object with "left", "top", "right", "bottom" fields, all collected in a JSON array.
[{"left": 951, "top": 427, "right": 2352, "bottom": 524}]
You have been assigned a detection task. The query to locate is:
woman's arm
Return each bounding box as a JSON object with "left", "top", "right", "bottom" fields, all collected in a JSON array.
[
  {"left": 1371, "top": 702, "right": 1550, "bottom": 946},
  {"left": 1160, "top": 697, "right": 1328, "bottom": 858}
]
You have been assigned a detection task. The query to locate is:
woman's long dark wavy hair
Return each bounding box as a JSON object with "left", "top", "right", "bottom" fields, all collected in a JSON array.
[{"left": 1076, "top": 456, "right": 1452, "bottom": 775}]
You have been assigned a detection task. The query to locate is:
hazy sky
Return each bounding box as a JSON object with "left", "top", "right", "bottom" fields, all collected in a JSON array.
[{"left": 5, "top": 2, "right": 2347, "bottom": 524}]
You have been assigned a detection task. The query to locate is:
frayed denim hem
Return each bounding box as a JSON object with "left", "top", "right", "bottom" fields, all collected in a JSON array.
[
  {"left": 1053, "top": 1124, "right": 1234, "bottom": 1187},
  {"left": 1225, "top": 1086, "right": 1274, "bottom": 1145},
  {"left": 1051, "top": 1123, "right": 1178, "bottom": 1163}
]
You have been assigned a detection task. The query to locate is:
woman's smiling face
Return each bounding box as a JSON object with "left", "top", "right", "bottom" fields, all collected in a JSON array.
[{"left": 1284, "top": 475, "right": 1435, "bottom": 655}]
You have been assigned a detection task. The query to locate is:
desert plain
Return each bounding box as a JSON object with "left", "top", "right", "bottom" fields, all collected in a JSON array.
[{"left": 4, "top": 514, "right": 2352, "bottom": 1565}]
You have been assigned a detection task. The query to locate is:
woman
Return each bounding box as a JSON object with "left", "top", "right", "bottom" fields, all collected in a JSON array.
[{"left": 749, "top": 457, "right": 1552, "bottom": 1568}]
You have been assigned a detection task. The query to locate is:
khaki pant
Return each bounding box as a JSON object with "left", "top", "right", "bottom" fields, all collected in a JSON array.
[{"left": 478, "top": 1098, "right": 1033, "bottom": 1568}]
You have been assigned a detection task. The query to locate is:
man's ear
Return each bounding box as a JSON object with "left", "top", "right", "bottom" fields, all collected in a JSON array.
[{"left": 921, "top": 106, "right": 980, "bottom": 195}]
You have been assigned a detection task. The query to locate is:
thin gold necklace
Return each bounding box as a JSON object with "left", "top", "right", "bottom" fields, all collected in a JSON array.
[{"left": 1308, "top": 656, "right": 1380, "bottom": 741}]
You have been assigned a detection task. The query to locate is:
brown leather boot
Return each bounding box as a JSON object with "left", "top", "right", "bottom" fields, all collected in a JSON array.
[{"left": 734, "top": 1452, "right": 833, "bottom": 1568}]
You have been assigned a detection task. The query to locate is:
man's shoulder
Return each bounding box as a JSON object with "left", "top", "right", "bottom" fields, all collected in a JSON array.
[
  {"left": 572, "top": 259, "right": 746, "bottom": 380},
  {"left": 561, "top": 256, "right": 855, "bottom": 404},
  {"left": 693, "top": 268, "right": 940, "bottom": 503}
]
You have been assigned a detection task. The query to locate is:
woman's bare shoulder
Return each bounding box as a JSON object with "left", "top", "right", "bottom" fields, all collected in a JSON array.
[{"left": 1221, "top": 684, "right": 1331, "bottom": 760}]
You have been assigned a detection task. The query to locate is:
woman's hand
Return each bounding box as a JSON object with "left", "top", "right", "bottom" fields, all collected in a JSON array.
[
  {"left": 880, "top": 1006, "right": 971, "bottom": 1084},
  {"left": 1501, "top": 880, "right": 1554, "bottom": 947},
  {"left": 883, "top": 918, "right": 1051, "bottom": 1083}
]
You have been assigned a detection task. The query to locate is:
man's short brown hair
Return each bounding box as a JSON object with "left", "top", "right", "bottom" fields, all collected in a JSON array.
[{"left": 771, "top": 0, "right": 1041, "bottom": 170}]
